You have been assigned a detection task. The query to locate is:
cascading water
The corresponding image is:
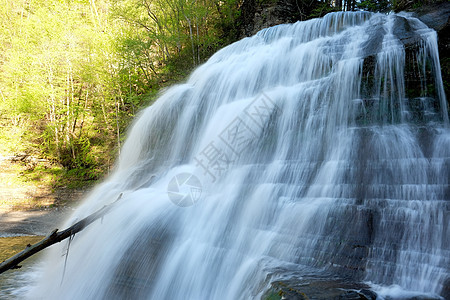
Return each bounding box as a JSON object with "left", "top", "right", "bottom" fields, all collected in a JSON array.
[{"left": 26, "top": 11, "right": 449, "bottom": 299}]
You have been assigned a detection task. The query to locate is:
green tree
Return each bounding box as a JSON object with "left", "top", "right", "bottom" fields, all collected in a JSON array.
[
  {"left": 357, "top": 0, "right": 391, "bottom": 12},
  {"left": 0, "top": 0, "right": 240, "bottom": 185},
  {"left": 0, "top": 0, "right": 121, "bottom": 178}
]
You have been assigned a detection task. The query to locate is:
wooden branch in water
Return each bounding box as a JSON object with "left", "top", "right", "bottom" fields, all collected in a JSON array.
[{"left": 0, "top": 193, "right": 123, "bottom": 275}]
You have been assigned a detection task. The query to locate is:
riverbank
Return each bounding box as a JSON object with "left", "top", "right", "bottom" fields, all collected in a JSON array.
[
  {"left": 0, "top": 153, "right": 90, "bottom": 211},
  {"left": 0, "top": 152, "right": 90, "bottom": 238},
  {"left": 0, "top": 208, "right": 74, "bottom": 237},
  {"left": 0, "top": 153, "right": 89, "bottom": 299}
]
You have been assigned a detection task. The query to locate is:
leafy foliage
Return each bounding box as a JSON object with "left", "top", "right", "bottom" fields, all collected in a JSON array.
[
  {"left": 0, "top": 0, "right": 241, "bottom": 187},
  {"left": 357, "top": 0, "right": 391, "bottom": 12},
  {"left": 0, "top": 0, "right": 446, "bottom": 190}
]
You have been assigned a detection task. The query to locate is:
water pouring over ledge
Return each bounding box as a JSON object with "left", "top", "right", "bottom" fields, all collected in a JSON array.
[{"left": 26, "top": 11, "right": 449, "bottom": 299}]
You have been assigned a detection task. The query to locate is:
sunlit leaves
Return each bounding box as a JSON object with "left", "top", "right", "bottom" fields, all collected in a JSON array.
[
  {"left": 0, "top": 0, "right": 240, "bottom": 177},
  {"left": 0, "top": 0, "right": 119, "bottom": 173}
]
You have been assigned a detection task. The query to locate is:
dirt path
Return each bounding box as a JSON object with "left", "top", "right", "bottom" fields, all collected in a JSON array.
[
  {"left": 0, "top": 153, "right": 88, "bottom": 209},
  {"left": 0, "top": 154, "right": 48, "bottom": 211},
  {"left": 0, "top": 153, "right": 89, "bottom": 236},
  {"left": 0, "top": 208, "right": 74, "bottom": 237}
]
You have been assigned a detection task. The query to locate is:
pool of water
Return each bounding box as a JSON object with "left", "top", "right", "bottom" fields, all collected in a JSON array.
[{"left": 0, "top": 235, "right": 44, "bottom": 299}]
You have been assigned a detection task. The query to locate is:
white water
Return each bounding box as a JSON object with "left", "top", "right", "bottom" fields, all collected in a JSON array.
[{"left": 27, "top": 12, "right": 449, "bottom": 299}]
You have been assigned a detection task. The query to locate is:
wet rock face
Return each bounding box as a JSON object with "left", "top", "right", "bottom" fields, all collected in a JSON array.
[
  {"left": 239, "top": 1, "right": 450, "bottom": 107},
  {"left": 263, "top": 278, "right": 377, "bottom": 300},
  {"left": 413, "top": 2, "right": 450, "bottom": 33},
  {"left": 441, "top": 278, "right": 450, "bottom": 300},
  {"left": 392, "top": 15, "right": 422, "bottom": 45},
  {"left": 359, "top": 12, "right": 447, "bottom": 126},
  {"left": 414, "top": 2, "right": 450, "bottom": 102},
  {"left": 239, "top": 1, "right": 450, "bottom": 40},
  {"left": 238, "top": 0, "right": 325, "bottom": 38},
  {"left": 104, "top": 221, "right": 174, "bottom": 299},
  {"left": 235, "top": 5, "right": 450, "bottom": 298},
  {"left": 238, "top": 0, "right": 290, "bottom": 38},
  {"left": 263, "top": 277, "right": 448, "bottom": 300}
]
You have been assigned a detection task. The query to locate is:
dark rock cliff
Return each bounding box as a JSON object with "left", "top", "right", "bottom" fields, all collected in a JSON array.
[
  {"left": 238, "top": 1, "right": 450, "bottom": 108},
  {"left": 414, "top": 2, "right": 450, "bottom": 102},
  {"left": 238, "top": 0, "right": 333, "bottom": 38}
]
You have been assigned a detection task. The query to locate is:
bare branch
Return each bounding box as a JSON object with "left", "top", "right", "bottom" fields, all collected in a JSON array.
[{"left": 0, "top": 193, "right": 123, "bottom": 275}]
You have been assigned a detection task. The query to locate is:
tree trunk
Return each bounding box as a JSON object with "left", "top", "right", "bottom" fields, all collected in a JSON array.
[{"left": 0, "top": 194, "right": 123, "bottom": 275}]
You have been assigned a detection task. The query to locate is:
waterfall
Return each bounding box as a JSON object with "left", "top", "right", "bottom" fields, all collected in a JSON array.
[{"left": 27, "top": 11, "right": 449, "bottom": 299}]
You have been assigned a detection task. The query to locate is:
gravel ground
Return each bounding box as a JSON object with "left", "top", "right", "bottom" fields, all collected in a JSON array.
[{"left": 0, "top": 207, "right": 75, "bottom": 237}]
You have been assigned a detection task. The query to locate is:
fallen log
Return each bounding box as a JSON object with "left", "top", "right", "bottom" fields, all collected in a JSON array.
[{"left": 0, "top": 193, "right": 123, "bottom": 275}]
